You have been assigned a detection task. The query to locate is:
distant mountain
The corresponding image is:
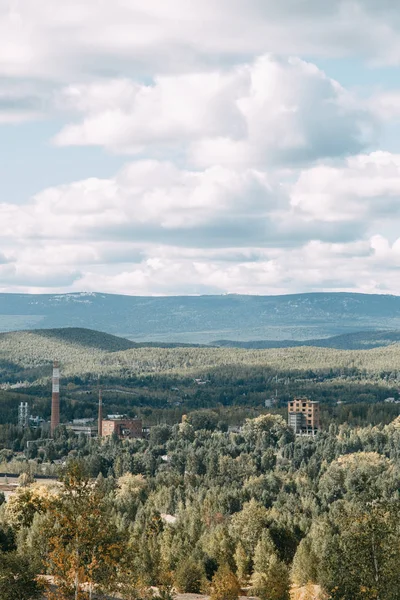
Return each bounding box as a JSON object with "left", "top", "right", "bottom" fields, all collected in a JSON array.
[
  {"left": 213, "top": 330, "right": 400, "bottom": 350},
  {"left": 2, "top": 292, "right": 400, "bottom": 343}
]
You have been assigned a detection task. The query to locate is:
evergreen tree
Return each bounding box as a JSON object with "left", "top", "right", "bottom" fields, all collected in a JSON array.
[
  {"left": 210, "top": 565, "right": 240, "bottom": 600},
  {"left": 0, "top": 552, "right": 42, "bottom": 600}
]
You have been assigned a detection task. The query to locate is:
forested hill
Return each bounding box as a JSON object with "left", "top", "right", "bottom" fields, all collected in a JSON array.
[
  {"left": 6, "top": 327, "right": 138, "bottom": 352},
  {"left": 1, "top": 291, "right": 400, "bottom": 343},
  {"left": 214, "top": 329, "right": 400, "bottom": 350}
]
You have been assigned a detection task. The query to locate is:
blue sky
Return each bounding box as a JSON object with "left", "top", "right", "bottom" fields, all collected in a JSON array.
[{"left": 1, "top": 1, "right": 400, "bottom": 295}]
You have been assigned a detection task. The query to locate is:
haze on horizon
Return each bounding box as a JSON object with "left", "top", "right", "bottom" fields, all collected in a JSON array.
[{"left": 2, "top": 1, "right": 400, "bottom": 297}]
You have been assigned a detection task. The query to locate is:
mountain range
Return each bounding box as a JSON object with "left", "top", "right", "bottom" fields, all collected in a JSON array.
[{"left": 1, "top": 291, "right": 400, "bottom": 343}]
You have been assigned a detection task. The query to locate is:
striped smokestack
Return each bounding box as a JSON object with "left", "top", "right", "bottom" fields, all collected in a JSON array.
[
  {"left": 98, "top": 388, "right": 103, "bottom": 437},
  {"left": 51, "top": 360, "right": 60, "bottom": 436}
]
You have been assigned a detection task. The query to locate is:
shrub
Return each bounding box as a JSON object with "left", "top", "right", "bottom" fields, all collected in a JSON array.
[{"left": 210, "top": 565, "right": 240, "bottom": 600}]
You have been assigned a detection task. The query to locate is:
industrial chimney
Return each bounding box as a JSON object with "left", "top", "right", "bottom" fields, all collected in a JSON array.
[
  {"left": 98, "top": 388, "right": 103, "bottom": 437},
  {"left": 50, "top": 360, "right": 60, "bottom": 436}
]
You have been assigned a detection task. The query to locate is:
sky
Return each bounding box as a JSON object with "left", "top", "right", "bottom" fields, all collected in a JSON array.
[{"left": 2, "top": 1, "right": 400, "bottom": 296}]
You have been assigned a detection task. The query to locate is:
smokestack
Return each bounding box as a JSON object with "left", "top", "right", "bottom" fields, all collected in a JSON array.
[
  {"left": 98, "top": 388, "right": 103, "bottom": 437},
  {"left": 51, "top": 360, "right": 60, "bottom": 436}
]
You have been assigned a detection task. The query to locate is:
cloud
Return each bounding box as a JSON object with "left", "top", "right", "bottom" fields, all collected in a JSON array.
[
  {"left": 1, "top": 1, "right": 400, "bottom": 299},
  {"left": 0, "top": 160, "right": 282, "bottom": 246},
  {"left": 189, "top": 56, "right": 376, "bottom": 168},
  {"left": 54, "top": 56, "right": 376, "bottom": 168},
  {"left": 1, "top": 149, "right": 400, "bottom": 295},
  {"left": 0, "top": 262, "right": 81, "bottom": 289},
  {"left": 0, "top": 156, "right": 372, "bottom": 256},
  {"left": 69, "top": 236, "right": 400, "bottom": 297},
  {"left": 2, "top": 0, "right": 400, "bottom": 84},
  {"left": 54, "top": 72, "right": 246, "bottom": 152},
  {"left": 291, "top": 151, "right": 400, "bottom": 222},
  {"left": 370, "top": 91, "right": 400, "bottom": 121},
  {"left": 0, "top": 79, "right": 49, "bottom": 123}
]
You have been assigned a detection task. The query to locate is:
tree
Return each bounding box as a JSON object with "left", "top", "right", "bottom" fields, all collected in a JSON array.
[
  {"left": 116, "top": 473, "right": 148, "bottom": 520},
  {"left": 210, "top": 565, "right": 240, "bottom": 600},
  {"left": 0, "top": 551, "right": 42, "bottom": 600},
  {"left": 291, "top": 536, "right": 319, "bottom": 587},
  {"left": 174, "top": 557, "right": 204, "bottom": 593},
  {"left": 6, "top": 485, "right": 53, "bottom": 529},
  {"left": 251, "top": 554, "right": 290, "bottom": 600},
  {"left": 202, "top": 524, "right": 236, "bottom": 571},
  {"left": 45, "top": 460, "right": 124, "bottom": 599},
  {"left": 229, "top": 499, "right": 269, "bottom": 556},
  {"left": 234, "top": 542, "right": 251, "bottom": 584},
  {"left": 307, "top": 499, "right": 400, "bottom": 600},
  {"left": 0, "top": 523, "right": 16, "bottom": 553},
  {"left": 186, "top": 411, "right": 219, "bottom": 431},
  {"left": 251, "top": 532, "right": 290, "bottom": 600}
]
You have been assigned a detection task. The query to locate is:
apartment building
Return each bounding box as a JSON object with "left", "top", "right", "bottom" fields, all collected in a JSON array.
[{"left": 288, "top": 398, "right": 320, "bottom": 435}]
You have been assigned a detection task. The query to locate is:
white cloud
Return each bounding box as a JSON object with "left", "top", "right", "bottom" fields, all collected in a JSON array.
[
  {"left": 1, "top": 150, "right": 400, "bottom": 295},
  {"left": 190, "top": 56, "right": 376, "bottom": 168},
  {"left": 67, "top": 236, "right": 400, "bottom": 297},
  {"left": 54, "top": 72, "right": 247, "bottom": 151},
  {"left": 370, "top": 91, "right": 400, "bottom": 121},
  {"left": 53, "top": 56, "right": 376, "bottom": 167},
  {"left": 2, "top": 0, "right": 400, "bottom": 83},
  {"left": 0, "top": 160, "right": 280, "bottom": 245},
  {"left": 291, "top": 151, "right": 400, "bottom": 222},
  {"left": 0, "top": 262, "right": 81, "bottom": 289},
  {"left": 1, "top": 0, "right": 400, "bottom": 298}
]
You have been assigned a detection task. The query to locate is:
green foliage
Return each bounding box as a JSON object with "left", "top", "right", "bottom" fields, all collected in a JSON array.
[
  {"left": 234, "top": 541, "right": 251, "bottom": 583},
  {"left": 251, "top": 554, "right": 290, "bottom": 600},
  {"left": 291, "top": 536, "right": 319, "bottom": 587},
  {"left": 320, "top": 500, "right": 400, "bottom": 600},
  {"left": 6, "top": 485, "right": 52, "bottom": 529},
  {"left": 46, "top": 459, "right": 126, "bottom": 598},
  {"left": 251, "top": 532, "right": 290, "bottom": 600},
  {"left": 0, "top": 551, "right": 42, "bottom": 599},
  {"left": 174, "top": 556, "right": 205, "bottom": 593},
  {"left": 210, "top": 565, "right": 241, "bottom": 600},
  {"left": 186, "top": 410, "right": 220, "bottom": 431},
  {"left": 2, "top": 409, "right": 400, "bottom": 598},
  {"left": 230, "top": 499, "right": 269, "bottom": 555}
]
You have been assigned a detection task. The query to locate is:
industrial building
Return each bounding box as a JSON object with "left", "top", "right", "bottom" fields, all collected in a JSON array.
[
  {"left": 18, "top": 402, "right": 29, "bottom": 428},
  {"left": 102, "top": 417, "right": 143, "bottom": 439},
  {"left": 36, "top": 365, "right": 145, "bottom": 440},
  {"left": 66, "top": 419, "right": 97, "bottom": 437},
  {"left": 51, "top": 360, "right": 60, "bottom": 436},
  {"left": 288, "top": 398, "right": 321, "bottom": 435}
]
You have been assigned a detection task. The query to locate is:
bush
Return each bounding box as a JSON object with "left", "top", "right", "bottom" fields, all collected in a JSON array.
[{"left": 210, "top": 565, "right": 240, "bottom": 600}]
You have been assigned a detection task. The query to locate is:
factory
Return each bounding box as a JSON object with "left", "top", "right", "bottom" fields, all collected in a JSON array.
[{"left": 20, "top": 361, "right": 144, "bottom": 440}]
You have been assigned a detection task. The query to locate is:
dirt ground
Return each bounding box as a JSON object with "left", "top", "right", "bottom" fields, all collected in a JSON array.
[{"left": 176, "top": 596, "right": 257, "bottom": 600}]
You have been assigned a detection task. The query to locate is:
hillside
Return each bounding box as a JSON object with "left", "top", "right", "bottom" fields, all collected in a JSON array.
[
  {"left": 1, "top": 326, "right": 400, "bottom": 385},
  {"left": 2, "top": 292, "right": 400, "bottom": 343},
  {"left": 214, "top": 330, "right": 400, "bottom": 350},
  {"left": 0, "top": 328, "right": 136, "bottom": 381},
  {"left": 19, "top": 327, "right": 138, "bottom": 352},
  {"left": 1, "top": 327, "right": 400, "bottom": 425}
]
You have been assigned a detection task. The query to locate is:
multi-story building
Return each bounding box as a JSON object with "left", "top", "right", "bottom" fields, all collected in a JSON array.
[
  {"left": 288, "top": 398, "right": 320, "bottom": 435},
  {"left": 102, "top": 417, "right": 143, "bottom": 439},
  {"left": 67, "top": 423, "right": 97, "bottom": 436},
  {"left": 18, "top": 402, "right": 29, "bottom": 428}
]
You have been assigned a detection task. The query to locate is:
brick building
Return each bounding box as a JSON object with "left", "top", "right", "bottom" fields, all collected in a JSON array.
[
  {"left": 102, "top": 417, "right": 143, "bottom": 439},
  {"left": 288, "top": 398, "right": 320, "bottom": 435}
]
